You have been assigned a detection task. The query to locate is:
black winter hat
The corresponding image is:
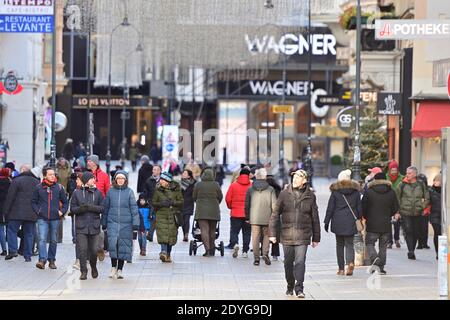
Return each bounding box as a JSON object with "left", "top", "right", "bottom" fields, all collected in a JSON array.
[
  {"left": 81, "top": 172, "right": 95, "bottom": 185},
  {"left": 374, "top": 172, "right": 386, "bottom": 180},
  {"left": 240, "top": 167, "right": 251, "bottom": 176}
]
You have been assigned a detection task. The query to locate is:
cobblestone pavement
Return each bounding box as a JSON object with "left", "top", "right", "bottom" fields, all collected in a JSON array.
[{"left": 0, "top": 162, "right": 440, "bottom": 300}]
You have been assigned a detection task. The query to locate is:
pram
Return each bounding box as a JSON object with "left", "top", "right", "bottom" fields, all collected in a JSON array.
[{"left": 189, "top": 220, "right": 224, "bottom": 257}]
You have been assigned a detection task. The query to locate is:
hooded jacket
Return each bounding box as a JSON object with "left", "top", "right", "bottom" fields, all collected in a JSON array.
[
  {"left": 3, "top": 171, "right": 40, "bottom": 222},
  {"left": 324, "top": 180, "right": 362, "bottom": 236},
  {"left": 93, "top": 167, "right": 111, "bottom": 198},
  {"left": 31, "top": 181, "right": 69, "bottom": 221},
  {"left": 152, "top": 181, "right": 184, "bottom": 245},
  {"left": 245, "top": 179, "right": 277, "bottom": 225},
  {"left": 193, "top": 169, "right": 223, "bottom": 221},
  {"left": 225, "top": 174, "right": 251, "bottom": 218},
  {"left": 397, "top": 178, "right": 430, "bottom": 217},
  {"left": 70, "top": 186, "right": 104, "bottom": 235},
  {"left": 269, "top": 184, "right": 321, "bottom": 245},
  {"left": 362, "top": 179, "right": 399, "bottom": 234},
  {"left": 181, "top": 177, "right": 196, "bottom": 216},
  {"left": 137, "top": 163, "right": 153, "bottom": 193}
]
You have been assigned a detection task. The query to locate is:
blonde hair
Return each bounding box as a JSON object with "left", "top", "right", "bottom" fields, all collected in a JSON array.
[{"left": 433, "top": 174, "right": 441, "bottom": 182}]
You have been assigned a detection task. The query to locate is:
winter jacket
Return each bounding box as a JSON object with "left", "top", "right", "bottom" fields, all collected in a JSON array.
[
  {"left": 181, "top": 178, "right": 196, "bottom": 216},
  {"left": 138, "top": 207, "right": 150, "bottom": 231},
  {"left": 225, "top": 174, "right": 251, "bottom": 218},
  {"left": 152, "top": 181, "right": 184, "bottom": 245},
  {"left": 324, "top": 180, "right": 362, "bottom": 236},
  {"left": 93, "top": 167, "right": 111, "bottom": 198},
  {"left": 397, "top": 178, "right": 430, "bottom": 217},
  {"left": 0, "top": 178, "right": 10, "bottom": 224},
  {"left": 269, "top": 184, "right": 321, "bottom": 245},
  {"left": 137, "top": 163, "right": 153, "bottom": 194},
  {"left": 193, "top": 169, "right": 223, "bottom": 221},
  {"left": 70, "top": 187, "right": 104, "bottom": 235},
  {"left": 3, "top": 172, "right": 40, "bottom": 222},
  {"left": 57, "top": 164, "right": 72, "bottom": 190},
  {"left": 429, "top": 186, "right": 442, "bottom": 225},
  {"left": 386, "top": 173, "right": 404, "bottom": 192},
  {"left": 31, "top": 182, "right": 69, "bottom": 221},
  {"left": 144, "top": 176, "right": 159, "bottom": 206},
  {"left": 101, "top": 183, "right": 140, "bottom": 261},
  {"left": 245, "top": 180, "right": 277, "bottom": 225},
  {"left": 362, "top": 179, "right": 399, "bottom": 234}
]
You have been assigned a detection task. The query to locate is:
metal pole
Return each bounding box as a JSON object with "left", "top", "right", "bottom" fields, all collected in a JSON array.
[
  {"left": 306, "top": 0, "right": 314, "bottom": 187},
  {"left": 86, "top": 26, "right": 92, "bottom": 156},
  {"left": 121, "top": 62, "right": 128, "bottom": 169},
  {"left": 49, "top": 0, "right": 57, "bottom": 168},
  {"left": 106, "top": 30, "right": 114, "bottom": 176},
  {"left": 279, "top": 49, "right": 287, "bottom": 186},
  {"left": 353, "top": 0, "right": 362, "bottom": 182}
]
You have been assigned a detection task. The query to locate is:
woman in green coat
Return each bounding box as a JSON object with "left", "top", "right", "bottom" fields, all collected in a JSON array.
[
  {"left": 152, "top": 172, "right": 183, "bottom": 263},
  {"left": 193, "top": 168, "right": 223, "bottom": 257}
]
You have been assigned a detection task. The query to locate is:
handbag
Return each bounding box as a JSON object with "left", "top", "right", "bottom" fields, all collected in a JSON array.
[{"left": 342, "top": 194, "right": 364, "bottom": 233}]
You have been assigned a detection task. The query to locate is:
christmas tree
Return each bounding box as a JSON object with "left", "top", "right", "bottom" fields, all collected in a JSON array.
[{"left": 345, "top": 107, "right": 388, "bottom": 180}]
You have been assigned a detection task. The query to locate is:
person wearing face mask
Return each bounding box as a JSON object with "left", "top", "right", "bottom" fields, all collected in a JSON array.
[
  {"left": 269, "top": 170, "right": 320, "bottom": 299},
  {"left": 70, "top": 172, "right": 104, "bottom": 280},
  {"left": 385, "top": 160, "right": 404, "bottom": 249},
  {"left": 429, "top": 174, "right": 442, "bottom": 260},
  {"left": 324, "top": 169, "right": 362, "bottom": 277}
]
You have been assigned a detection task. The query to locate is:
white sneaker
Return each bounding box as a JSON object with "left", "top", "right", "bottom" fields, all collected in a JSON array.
[
  {"left": 117, "top": 270, "right": 123, "bottom": 279},
  {"left": 109, "top": 267, "right": 117, "bottom": 279},
  {"left": 232, "top": 244, "right": 239, "bottom": 258},
  {"left": 73, "top": 259, "right": 80, "bottom": 270},
  {"left": 242, "top": 252, "right": 248, "bottom": 258}
]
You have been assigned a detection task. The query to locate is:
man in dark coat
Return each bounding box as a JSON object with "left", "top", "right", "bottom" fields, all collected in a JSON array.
[
  {"left": 70, "top": 172, "right": 104, "bottom": 280},
  {"left": 144, "top": 165, "right": 161, "bottom": 241},
  {"left": 4, "top": 165, "right": 40, "bottom": 261},
  {"left": 137, "top": 155, "right": 153, "bottom": 194},
  {"left": 31, "top": 167, "right": 69, "bottom": 270},
  {"left": 269, "top": 170, "right": 321, "bottom": 299},
  {"left": 362, "top": 173, "right": 400, "bottom": 275}
]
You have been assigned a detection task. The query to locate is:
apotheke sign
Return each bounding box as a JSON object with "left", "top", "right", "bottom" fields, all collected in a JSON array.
[
  {"left": 375, "top": 19, "right": 450, "bottom": 40},
  {"left": 245, "top": 33, "right": 337, "bottom": 56}
]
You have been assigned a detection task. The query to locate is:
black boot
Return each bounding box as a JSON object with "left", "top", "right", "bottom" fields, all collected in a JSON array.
[
  {"left": 209, "top": 249, "right": 215, "bottom": 257},
  {"left": 79, "top": 272, "right": 88, "bottom": 280}
]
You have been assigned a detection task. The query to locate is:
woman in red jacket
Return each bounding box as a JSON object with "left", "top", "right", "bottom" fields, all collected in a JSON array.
[{"left": 225, "top": 167, "right": 252, "bottom": 258}]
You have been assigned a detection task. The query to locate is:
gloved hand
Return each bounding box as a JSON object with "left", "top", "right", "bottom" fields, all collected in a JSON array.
[
  {"left": 161, "top": 199, "right": 172, "bottom": 207},
  {"left": 324, "top": 224, "right": 329, "bottom": 233},
  {"left": 132, "top": 231, "right": 138, "bottom": 240}
]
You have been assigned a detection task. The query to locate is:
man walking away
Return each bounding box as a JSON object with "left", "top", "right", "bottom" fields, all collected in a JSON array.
[
  {"left": 225, "top": 167, "right": 252, "bottom": 258},
  {"left": 32, "top": 167, "right": 69, "bottom": 270},
  {"left": 362, "top": 172, "right": 400, "bottom": 275},
  {"left": 245, "top": 168, "right": 277, "bottom": 266},
  {"left": 144, "top": 165, "right": 161, "bottom": 242},
  {"left": 397, "top": 166, "right": 430, "bottom": 260},
  {"left": 269, "top": 170, "right": 320, "bottom": 299}
]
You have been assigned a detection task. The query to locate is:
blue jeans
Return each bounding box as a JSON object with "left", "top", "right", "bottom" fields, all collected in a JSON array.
[
  {"left": 138, "top": 231, "right": 147, "bottom": 251},
  {"left": 283, "top": 244, "right": 308, "bottom": 293},
  {"left": 0, "top": 224, "right": 6, "bottom": 252},
  {"left": 7, "top": 221, "right": 35, "bottom": 258},
  {"left": 161, "top": 244, "right": 172, "bottom": 255},
  {"left": 37, "top": 219, "right": 60, "bottom": 262}
]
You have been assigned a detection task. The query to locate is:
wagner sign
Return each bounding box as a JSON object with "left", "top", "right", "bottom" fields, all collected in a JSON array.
[
  {"left": 249, "top": 80, "right": 312, "bottom": 97},
  {"left": 245, "top": 32, "right": 337, "bottom": 56}
]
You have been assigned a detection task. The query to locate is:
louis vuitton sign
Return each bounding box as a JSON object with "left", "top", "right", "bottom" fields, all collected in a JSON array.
[{"left": 377, "top": 92, "right": 402, "bottom": 116}]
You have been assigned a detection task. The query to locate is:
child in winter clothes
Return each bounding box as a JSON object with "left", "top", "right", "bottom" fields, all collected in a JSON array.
[{"left": 137, "top": 194, "right": 151, "bottom": 256}]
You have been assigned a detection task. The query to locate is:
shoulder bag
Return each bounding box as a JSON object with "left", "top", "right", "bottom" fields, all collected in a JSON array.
[{"left": 342, "top": 194, "right": 364, "bottom": 233}]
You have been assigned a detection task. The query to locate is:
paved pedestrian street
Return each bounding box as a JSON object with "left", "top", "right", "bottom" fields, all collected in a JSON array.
[{"left": 0, "top": 167, "right": 440, "bottom": 300}]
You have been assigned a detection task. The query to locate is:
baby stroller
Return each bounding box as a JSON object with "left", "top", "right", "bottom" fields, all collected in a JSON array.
[{"left": 189, "top": 220, "right": 225, "bottom": 257}]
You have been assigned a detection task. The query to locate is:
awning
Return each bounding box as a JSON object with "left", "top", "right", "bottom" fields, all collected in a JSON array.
[{"left": 411, "top": 101, "right": 450, "bottom": 138}]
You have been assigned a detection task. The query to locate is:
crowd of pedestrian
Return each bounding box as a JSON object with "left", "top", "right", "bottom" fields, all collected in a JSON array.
[{"left": 0, "top": 143, "right": 442, "bottom": 299}]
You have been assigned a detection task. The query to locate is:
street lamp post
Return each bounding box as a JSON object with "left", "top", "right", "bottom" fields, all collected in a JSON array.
[
  {"left": 279, "top": 51, "right": 287, "bottom": 186},
  {"left": 353, "top": 0, "right": 362, "bottom": 182},
  {"left": 50, "top": 0, "right": 57, "bottom": 168},
  {"left": 304, "top": 0, "right": 314, "bottom": 188}
]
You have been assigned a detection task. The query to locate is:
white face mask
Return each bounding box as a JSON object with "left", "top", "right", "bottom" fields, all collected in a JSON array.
[{"left": 293, "top": 175, "right": 305, "bottom": 189}]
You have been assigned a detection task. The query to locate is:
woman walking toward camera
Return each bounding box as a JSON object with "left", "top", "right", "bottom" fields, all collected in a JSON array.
[{"left": 101, "top": 171, "right": 140, "bottom": 279}]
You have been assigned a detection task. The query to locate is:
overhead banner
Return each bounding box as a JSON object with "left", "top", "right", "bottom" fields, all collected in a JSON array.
[
  {"left": 162, "top": 125, "right": 179, "bottom": 172},
  {"left": 375, "top": 19, "right": 450, "bottom": 40}
]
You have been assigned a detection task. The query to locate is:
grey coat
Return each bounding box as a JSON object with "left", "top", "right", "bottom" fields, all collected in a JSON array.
[
  {"left": 70, "top": 187, "right": 104, "bottom": 235},
  {"left": 101, "top": 183, "right": 140, "bottom": 261},
  {"left": 244, "top": 180, "right": 277, "bottom": 225}
]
